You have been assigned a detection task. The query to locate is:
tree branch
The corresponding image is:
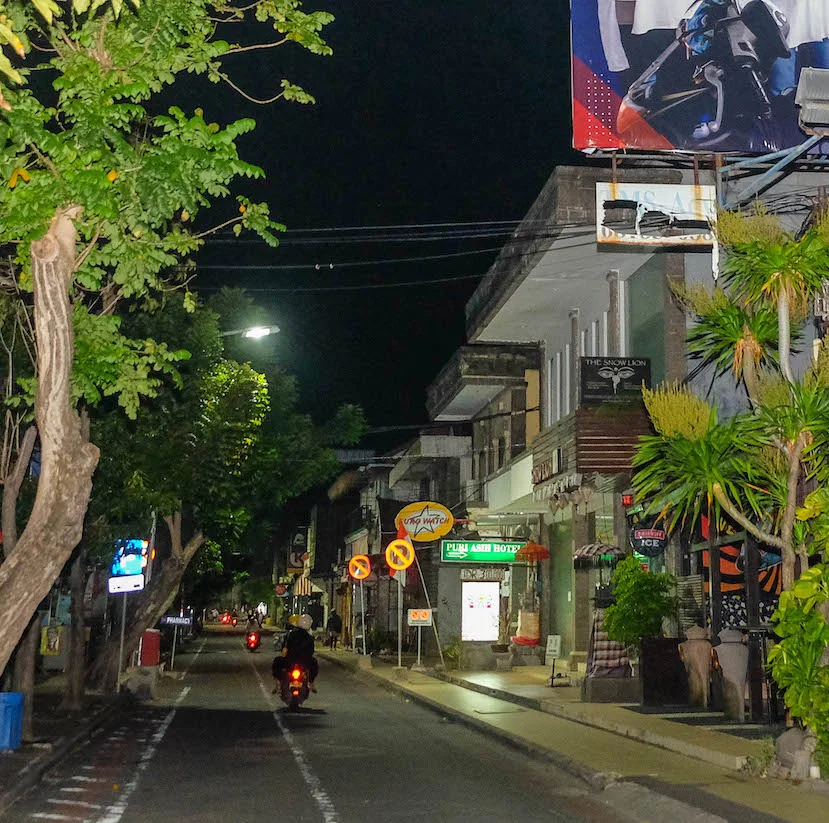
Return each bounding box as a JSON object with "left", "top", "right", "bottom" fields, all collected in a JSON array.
[
  {"left": 224, "top": 37, "right": 289, "bottom": 55},
  {"left": 28, "top": 142, "right": 61, "bottom": 181},
  {"left": 217, "top": 72, "right": 285, "bottom": 105},
  {"left": 196, "top": 216, "right": 244, "bottom": 239},
  {"left": 711, "top": 483, "right": 787, "bottom": 551},
  {"left": 1, "top": 425, "right": 37, "bottom": 558}
]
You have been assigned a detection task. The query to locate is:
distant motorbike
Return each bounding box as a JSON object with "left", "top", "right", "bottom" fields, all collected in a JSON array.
[
  {"left": 245, "top": 630, "right": 261, "bottom": 652},
  {"left": 280, "top": 663, "right": 310, "bottom": 710},
  {"left": 220, "top": 612, "right": 231, "bottom": 625},
  {"left": 618, "top": 0, "right": 791, "bottom": 151}
]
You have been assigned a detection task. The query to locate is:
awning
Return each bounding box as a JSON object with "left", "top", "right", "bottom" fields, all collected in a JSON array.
[{"left": 574, "top": 543, "right": 626, "bottom": 559}]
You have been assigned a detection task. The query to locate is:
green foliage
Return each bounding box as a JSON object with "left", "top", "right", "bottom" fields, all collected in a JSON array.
[
  {"left": 641, "top": 382, "right": 712, "bottom": 439},
  {"left": 442, "top": 635, "right": 462, "bottom": 666},
  {"left": 633, "top": 416, "right": 759, "bottom": 530},
  {"left": 768, "top": 565, "right": 829, "bottom": 755},
  {"left": 0, "top": 0, "right": 331, "bottom": 414},
  {"left": 637, "top": 204, "right": 829, "bottom": 748},
  {"left": 603, "top": 555, "right": 676, "bottom": 651},
  {"left": 741, "top": 736, "right": 776, "bottom": 777}
]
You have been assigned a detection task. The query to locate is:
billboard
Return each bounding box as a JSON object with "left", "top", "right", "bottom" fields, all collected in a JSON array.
[
  {"left": 571, "top": 0, "right": 829, "bottom": 153},
  {"left": 596, "top": 182, "right": 716, "bottom": 245}
]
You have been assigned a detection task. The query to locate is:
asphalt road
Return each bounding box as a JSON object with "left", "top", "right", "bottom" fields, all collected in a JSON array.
[{"left": 5, "top": 632, "right": 642, "bottom": 823}]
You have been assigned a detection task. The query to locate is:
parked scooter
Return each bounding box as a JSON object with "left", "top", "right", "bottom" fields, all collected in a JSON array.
[{"left": 618, "top": 0, "right": 790, "bottom": 151}]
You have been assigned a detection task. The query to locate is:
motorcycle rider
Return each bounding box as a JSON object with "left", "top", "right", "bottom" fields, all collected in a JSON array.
[{"left": 272, "top": 614, "right": 318, "bottom": 693}]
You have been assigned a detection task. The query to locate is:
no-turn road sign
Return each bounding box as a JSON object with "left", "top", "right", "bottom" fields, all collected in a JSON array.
[
  {"left": 348, "top": 554, "right": 371, "bottom": 580},
  {"left": 385, "top": 538, "right": 414, "bottom": 571}
]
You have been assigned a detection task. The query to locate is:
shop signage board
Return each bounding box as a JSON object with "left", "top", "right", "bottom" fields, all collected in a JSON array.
[
  {"left": 441, "top": 540, "right": 524, "bottom": 564},
  {"left": 160, "top": 615, "right": 192, "bottom": 627},
  {"left": 580, "top": 357, "right": 650, "bottom": 405},
  {"left": 408, "top": 608, "right": 433, "bottom": 627},
  {"left": 630, "top": 526, "right": 667, "bottom": 557},
  {"left": 597, "top": 183, "right": 716, "bottom": 247},
  {"left": 459, "top": 567, "right": 508, "bottom": 582},
  {"left": 395, "top": 501, "right": 454, "bottom": 542},
  {"left": 108, "top": 573, "right": 144, "bottom": 594}
]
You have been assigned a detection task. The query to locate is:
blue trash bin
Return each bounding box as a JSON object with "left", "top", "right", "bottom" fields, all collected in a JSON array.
[{"left": 0, "top": 692, "right": 24, "bottom": 751}]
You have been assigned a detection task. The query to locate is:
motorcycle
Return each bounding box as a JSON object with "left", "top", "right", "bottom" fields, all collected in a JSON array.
[
  {"left": 220, "top": 612, "right": 231, "bottom": 625},
  {"left": 618, "top": 0, "right": 791, "bottom": 151},
  {"left": 245, "top": 630, "right": 261, "bottom": 652},
  {"left": 280, "top": 663, "right": 310, "bottom": 711}
]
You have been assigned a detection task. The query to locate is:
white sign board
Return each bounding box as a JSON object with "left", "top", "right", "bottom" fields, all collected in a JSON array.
[
  {"left": 408, "top": 608, "right": 433, "bottom": 627},
  {"left": 545, "top": 634, "right": 562, "bottom": 660},
  {"left": 596, "top": 183, "right": 716, "bottom": 247},
  {"left": 108, "top": 573, "right": 145, "bottom": 594}
]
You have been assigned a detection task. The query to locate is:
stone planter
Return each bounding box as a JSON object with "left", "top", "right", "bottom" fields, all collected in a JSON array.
[{"left": 493, "top": 651, "right": 514, "bottom": 671}]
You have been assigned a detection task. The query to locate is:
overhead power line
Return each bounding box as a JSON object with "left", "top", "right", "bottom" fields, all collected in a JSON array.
[{"left": 197, "top": 273, "right": 487, "bottom": 292}]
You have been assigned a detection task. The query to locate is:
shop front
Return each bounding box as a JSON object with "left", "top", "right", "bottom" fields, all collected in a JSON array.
[{"left": 438, "top": 538, "right": 527, "bottom": 669}]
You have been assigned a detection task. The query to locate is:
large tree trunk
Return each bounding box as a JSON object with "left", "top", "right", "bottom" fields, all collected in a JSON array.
[
  {"left": 13, "top": 615, "right": 41, "bottom": 742},
  {"left": 0, "top": 207, "right": 100, "bottom": 678},
  {"left": 87, "top": 514, "right": 203, "bottom": 692},
  {"left": 62, "top": 548, "right": 86, "bottom": 712}
]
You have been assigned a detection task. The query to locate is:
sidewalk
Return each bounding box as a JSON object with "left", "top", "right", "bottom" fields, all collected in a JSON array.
[
  {"left": 437, "top": 666, "right": 769, "bottom": 772},
  {"left": 319, "top": 649, "right": 829, "bottom": 823},
  {"left": 0, "top": 673, "right": 122, "bottom": 816}
]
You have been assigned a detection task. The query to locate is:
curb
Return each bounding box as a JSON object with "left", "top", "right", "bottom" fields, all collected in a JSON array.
[
  {"left": 0, "top": 700, "right": 125, "bottom": 818},
  {"left": 430, "top": 670, "right": 748, "bottom": 772},
  {"left": 318, "top": 652, "right": 618, "bottom": 791}
]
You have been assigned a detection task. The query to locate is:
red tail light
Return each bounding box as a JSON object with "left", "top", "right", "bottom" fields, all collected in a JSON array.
[{"left": 291, "top": 668, "right": 301, "bottom": 680}]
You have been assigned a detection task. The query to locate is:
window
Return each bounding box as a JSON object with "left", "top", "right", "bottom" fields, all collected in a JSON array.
[
  {"left": 478, "top": 451, "right": 486, "bottom": 480},
  {"left": 497, "top": 437, "right": 506, "bottom": 469},
  {"left": 419, "top": 477, "right": 430, "bottom": 500}
]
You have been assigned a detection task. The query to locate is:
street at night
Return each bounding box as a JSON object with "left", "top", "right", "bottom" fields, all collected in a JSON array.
[
  {"left": 4, "top": 631, "right": 648, "bottom": 823},
  {"left": 4, "top": 4, "right": 829, "bottom": 820}
]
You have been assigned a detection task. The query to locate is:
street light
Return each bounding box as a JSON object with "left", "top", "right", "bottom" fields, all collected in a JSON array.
[{"left": 220, "top": 325, "right": 279, "bottom": 339}]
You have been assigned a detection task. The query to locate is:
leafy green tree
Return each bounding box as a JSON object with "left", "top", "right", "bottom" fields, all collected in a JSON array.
[
  {"left": 0, "top": 0, "right": 332, "bottom": 676},
  {"left": 633, "top": 205, "right": 829, "bottom": 757},
  {"left": 85, "top": 294, "right": 364, "bottom": 689}
]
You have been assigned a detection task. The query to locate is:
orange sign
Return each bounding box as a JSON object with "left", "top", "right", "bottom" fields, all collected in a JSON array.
[
  {"left": 385, "top": 538, "right": 415, "bottom": 571},
  {"left": 348, "top": 554, "right": 371, "bottom": 580},
  {"left": 395, "top": 501, "right": 454, "bottom": 542}
]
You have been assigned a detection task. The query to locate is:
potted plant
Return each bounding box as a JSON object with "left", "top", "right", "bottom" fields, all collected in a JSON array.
[
  {"left": 603, "top": 555, "right": 685, "bottom": 705},
  {"left": 491, "top": 611, "right": 513, "bottom": 670}
]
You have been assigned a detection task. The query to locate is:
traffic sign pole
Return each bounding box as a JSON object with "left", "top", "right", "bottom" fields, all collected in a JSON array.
[
  {"left": 359, "top": 579, "right": 367, "bottom": 657},
  {"left": 417, "top": 625, "right": 422, "bottom": 668},
  {"left": 397, "top": 574, "right": 403, "bottom": 669},
  {"left": 116, "top": 593, "right": 127, "bottom": 694},
  {"left": 171, "top": 624, "right": 178, "bottom": 671}
]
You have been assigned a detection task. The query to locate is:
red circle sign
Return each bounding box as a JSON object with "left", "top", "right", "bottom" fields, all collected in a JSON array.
[{"left": 348, "top": 554, "right": 371, "bottom": 580}]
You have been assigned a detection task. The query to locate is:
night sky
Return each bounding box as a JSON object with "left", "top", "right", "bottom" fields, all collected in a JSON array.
[{"left": 196, "top": 1, "right": 576, "bottom": 435}]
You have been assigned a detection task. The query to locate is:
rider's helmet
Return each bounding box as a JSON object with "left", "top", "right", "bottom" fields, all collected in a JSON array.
[{"left": 298, "top": 614, "right": 313, "bottom": 631}]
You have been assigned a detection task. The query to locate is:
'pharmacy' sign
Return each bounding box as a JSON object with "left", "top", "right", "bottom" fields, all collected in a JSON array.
[{"left": 441, "top": 540, "right": 524, "bottom": 564}]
